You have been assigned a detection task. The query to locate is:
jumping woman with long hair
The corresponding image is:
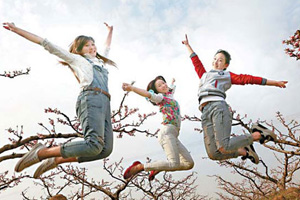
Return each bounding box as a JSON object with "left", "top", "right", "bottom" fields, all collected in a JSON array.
[{"left": 3, "top": 22, "right": 116, "bottom": 178}]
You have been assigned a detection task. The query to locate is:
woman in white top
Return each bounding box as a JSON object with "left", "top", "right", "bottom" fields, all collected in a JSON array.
[{"left": 3, "top": 22, "right": 116, "bottom": 178}]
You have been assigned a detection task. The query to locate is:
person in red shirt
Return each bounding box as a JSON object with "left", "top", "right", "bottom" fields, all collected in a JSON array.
[{"left": 182, "top": 34, "right": 287, "bottom": 164}]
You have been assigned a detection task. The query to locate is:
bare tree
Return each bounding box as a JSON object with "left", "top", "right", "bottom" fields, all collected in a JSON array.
[
  {"left": 0, "top": 93, "right": 204, "bottom": 199},
  {"left": 0, "top": 68, "right": 30, "bottom": 78},
  {"left": 184, "top": 111, "right": 300, "bottom": 200}
]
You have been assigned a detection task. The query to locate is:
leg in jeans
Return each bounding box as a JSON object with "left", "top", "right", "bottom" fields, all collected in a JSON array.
[
  {"left": 213, "top": 101, "right": 253, "bottom": 152},
  {"left": 61, "top": 92, "right": 108, "bottom": 159},
  {"left": 30, "top": 91, "right": 112, "bottom": 179},
  {"left": 201, "top": 102, "right": 243, "bottom": 160},
  {"left": 202, "top": 112, "right": 238, "bottom": 160},
  {"left": 78, "top": 101, "right": 113, "bottom": 163}
]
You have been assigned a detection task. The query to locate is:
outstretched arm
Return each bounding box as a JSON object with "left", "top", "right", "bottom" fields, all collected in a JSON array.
[
  {"left": 122, "top": 83, "right": 151, "bottom": 98},
  {"left": 182, "top": 34, "right": 206, "bottom": 78},
  {"left": 103, "top": 22, "right": 113, "bottom": 57},
  {"left": 266, "top": 80, "right": 288, "bottom": 88},
  {"left": 3, "top": 22, "right": 43, "bottom": 45},
  {"left": 230, "top": 72, "right": 288, "bottom": 88},
  {"left": 182, "top": 34, "right": 195, "bottom": 55},
  {"left": 3, "top": 22, "right": 88, "bottom": 71}
]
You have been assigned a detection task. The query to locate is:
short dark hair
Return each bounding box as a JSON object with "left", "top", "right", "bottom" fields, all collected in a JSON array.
[{"left": 215, "top": 49, "right": 231, "bottom": 65}]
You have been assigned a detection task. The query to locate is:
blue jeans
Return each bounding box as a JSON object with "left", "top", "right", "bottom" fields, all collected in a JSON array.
[
  {"left": 61, "top": 90, "right": 113, "bottom": 163},
  {"left": 201, "top": 101, "right": 253, "bottom": 160}
]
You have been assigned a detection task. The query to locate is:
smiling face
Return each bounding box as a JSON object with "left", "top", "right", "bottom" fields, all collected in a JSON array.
[
  {"left": 212, "top": 53, "right": 228, "bottom": 70},
  {"left": 154, "top": 79, "right": 169, "bottom": 94},
  {"left": 81, "top": 40, "right": 97, "bottom": 57},
  {"left": 70, "top": 36, "right": 98, "bottom": 58}
]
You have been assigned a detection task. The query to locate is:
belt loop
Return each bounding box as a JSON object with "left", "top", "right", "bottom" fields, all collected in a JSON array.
[{"left": 200, "top": 101, "right": 209, "bottom": 112}]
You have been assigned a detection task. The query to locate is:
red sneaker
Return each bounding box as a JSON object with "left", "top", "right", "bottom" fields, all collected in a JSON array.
[
  {"left": 148, "top": 170, "right": 159, "bottom": 181},
  {"left": 123, "top": 161, "right": 142, "bottom": 179}
]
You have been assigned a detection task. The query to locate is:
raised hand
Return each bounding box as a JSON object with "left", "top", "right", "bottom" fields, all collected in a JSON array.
[
  {"left": 104, "top": 22, "right": 113, "bottom": 32},
  {"left": 171, "top": 78, "right": 176, "bottom": 85},
  {"left": 122, "top": 83, "right": 132, "bottom": 92},
  {"left": 3, "top": 22, "right": 16, "bottom": 31},
  {"left": 182, "top": 34, "right": 189, "bottom": 45},
  {"left": 2, "top": 22, "right": 43, "bottom": 44},
  {"left": 182, "top": 34, "right": 194, "bottom": 55}
]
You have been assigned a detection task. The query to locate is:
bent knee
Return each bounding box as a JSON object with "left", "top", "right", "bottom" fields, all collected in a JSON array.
[
  {"left": 186, "top": 161, "right": 194, "bottom": 170},
  {"left": 85, "top": 142, "right": 103, "bottom": 157},
  {"left": 99, "top": 146, "right": 113, "bottom": 158},
  {"left": 218, "top": 146, "right": 234, "bottom": 155},
  {"left": 169, "top": 161, "right": 181, "bottom": 169},
  {"left": 218, "top": 147, "right": 227, "bottom": 154},
  {"left": 207, "top": 152, "right": 223, "bottom": 160}
]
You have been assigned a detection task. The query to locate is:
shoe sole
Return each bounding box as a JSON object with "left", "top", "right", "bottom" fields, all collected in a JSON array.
[
  {"left": 33, "top": 158, "right": 56, "bottom": 179},
  {"left": 243, "top": 145, "right": 259, "bottom": 164},
  {"left": 252, "top": 123, "right": 277, "bottom": 144},
  {"left": 123, "top": 161, "right": 141, "bottom": 179}
]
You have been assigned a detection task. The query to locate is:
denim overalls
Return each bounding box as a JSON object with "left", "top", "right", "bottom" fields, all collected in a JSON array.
[{"left": 61, "top": 59, "right": 113, "bottom": 163}]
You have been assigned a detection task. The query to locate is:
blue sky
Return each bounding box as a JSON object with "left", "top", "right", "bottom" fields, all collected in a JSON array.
[{"left": 1, "top": 0, "right": 300, "bottom": 198}]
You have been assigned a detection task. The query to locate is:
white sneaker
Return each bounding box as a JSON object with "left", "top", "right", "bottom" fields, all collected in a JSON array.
[
  {"left": 33, "top": 157, "right": 57, "bottom": 179},
  {"left": 252, "top": 123, "right": 277, "bottom": 144},
  {"left": 15, "top": 143, "right": 45, "bottom": 172},
  {"left": 241, "top": 144, "right": 259, "bottom": 164}
]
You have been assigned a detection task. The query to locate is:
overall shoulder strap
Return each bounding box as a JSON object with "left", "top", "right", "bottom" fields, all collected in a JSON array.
[{"left": 85, "top": 58, "right": 94, "bottom": 65}]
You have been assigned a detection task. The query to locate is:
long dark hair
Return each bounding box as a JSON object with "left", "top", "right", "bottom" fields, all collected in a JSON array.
[
  {"left": 146, "top": 75, "right": 168, "bottom": 106},
  {"left": 60, "top": 35, "right": 116, "bottom": 82}
]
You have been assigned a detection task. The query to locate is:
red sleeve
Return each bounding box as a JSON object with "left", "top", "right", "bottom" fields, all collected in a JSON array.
[
  {"left": 191, "top": 54, "right": 206, "bottom": 79},
  {"left": 230, "top": 72, "right": 264, "bottom": 85}
]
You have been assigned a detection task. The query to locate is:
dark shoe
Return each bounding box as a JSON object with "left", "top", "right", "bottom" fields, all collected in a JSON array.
[
  {"left": 241, "top": 144, "right": 259, "bottom": 164},
  {"left": 252, "top": 123, "right": 277, "bottom": 144},
  {"left": 123, "top": 161, "right": 142, "bottom": 179}
]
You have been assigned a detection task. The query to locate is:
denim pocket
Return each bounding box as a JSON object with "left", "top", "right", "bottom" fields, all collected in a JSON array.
[
  {"left": 76, "top": 95, "right": 88, "bottom": 120},
  {"left": 86, "top": 92, "right": 103, "bottom": 109}
]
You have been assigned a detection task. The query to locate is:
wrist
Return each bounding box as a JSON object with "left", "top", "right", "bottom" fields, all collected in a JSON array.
[{"left": 11, "top": 26, "right": 20, "bottom": 33}]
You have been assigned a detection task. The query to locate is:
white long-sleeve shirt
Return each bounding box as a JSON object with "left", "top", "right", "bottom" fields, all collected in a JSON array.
[{"left": 40, "top": 39, "right": 109, "bottom": 89}]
